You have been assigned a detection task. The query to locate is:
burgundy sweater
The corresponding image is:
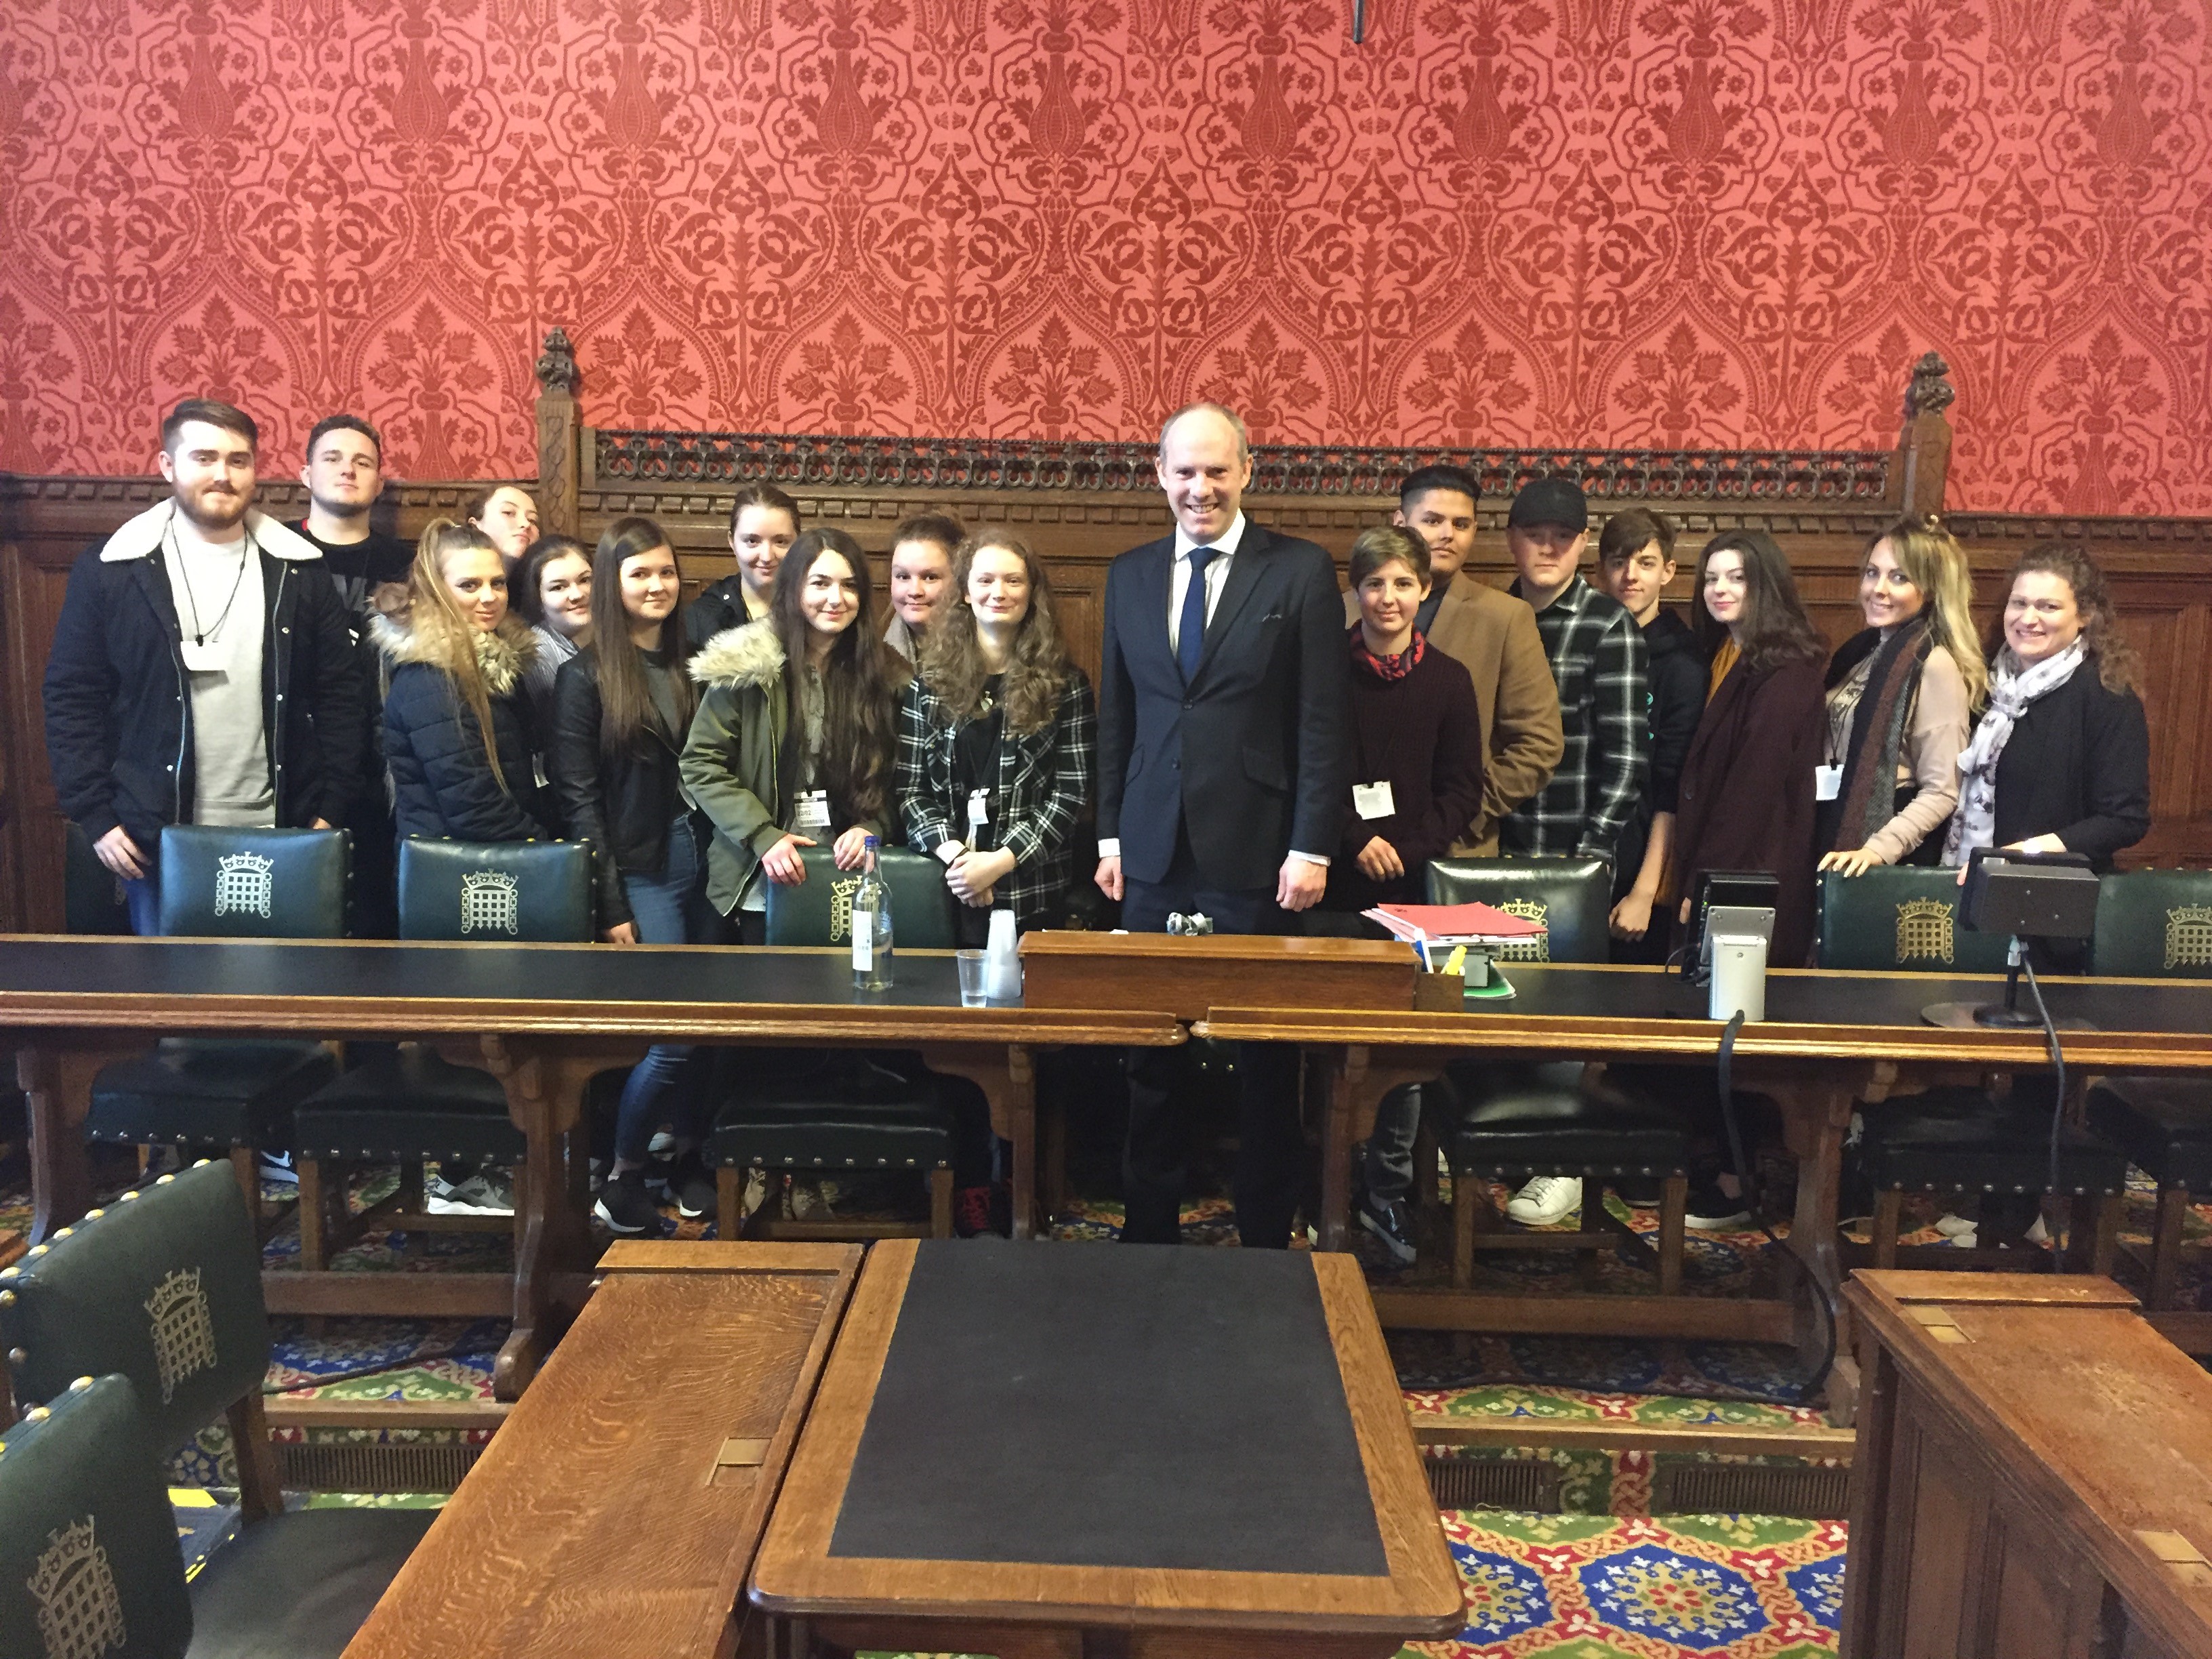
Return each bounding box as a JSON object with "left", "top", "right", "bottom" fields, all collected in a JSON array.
[{"left": 1326, "top": 639, "right": 1487, "bottom": 911}]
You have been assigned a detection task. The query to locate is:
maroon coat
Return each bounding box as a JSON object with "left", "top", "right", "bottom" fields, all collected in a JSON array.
[
  {"left": 1326, "top": 639, "right": 1487, "bottom": 911},
  {"left": 1671, "top": 654, "right": 1827, "bottom": 966}
]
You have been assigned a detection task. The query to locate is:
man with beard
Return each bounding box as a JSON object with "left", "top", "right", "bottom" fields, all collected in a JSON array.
[{"left": 43, "top": 398, "right": 364, "bottom": 935}]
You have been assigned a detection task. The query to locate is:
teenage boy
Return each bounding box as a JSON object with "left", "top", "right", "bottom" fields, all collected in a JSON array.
[
  {"left": 1593, "top": 508, "right": 1706, "bottom": 959},
  {"left": 1345, "top": 467, "right": 1563, "bottom": 1262},
  {"left": 43, "top": 398, "right": 363, "bottom": 935},
  {"left": 883, "top": 513, "right": 964, "bottom": 661},
  {"left": 1496, "top": 476, "right": 1647, "bottom": 1226}
]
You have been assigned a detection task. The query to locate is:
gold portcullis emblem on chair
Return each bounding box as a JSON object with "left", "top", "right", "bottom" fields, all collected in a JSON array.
[
  {"left": 2167, "top": 905, "right": 2212, "bottom": 972},
  {"left": 828, "top": 876, "right": 863, "bottom": 944},
  {"left": 29, "top": 1515, "right": 126, "bottom": 1659},
  {"left": 143, "top": 1267, "right": 216, "bottom": 1406},
  {"left": 1896, "top": 898, "right": 1955, "bottom": 966},
  {"left": 1497, "top": 899, "right": 1549, "bottom": 962},
  {"left": 459, "top": 869, "right": 520, "bottom": 935},
  {"left": 213, "top": 852, "right": 274, "bottom": 920}
]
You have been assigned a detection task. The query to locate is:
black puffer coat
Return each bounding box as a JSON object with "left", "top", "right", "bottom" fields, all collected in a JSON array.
[{"left": 373, "top": 612, "right": 557, "bottom": 843}]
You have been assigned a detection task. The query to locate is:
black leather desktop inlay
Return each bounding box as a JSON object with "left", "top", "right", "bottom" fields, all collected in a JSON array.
[
  {"left": 0, "top": 939, "right": 967, "bottom": 1008},
  {"left": 827, "top": 1242, "right": 1390, "bottom": 1575}
]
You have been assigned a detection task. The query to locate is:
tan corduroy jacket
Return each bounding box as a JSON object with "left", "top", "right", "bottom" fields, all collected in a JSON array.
[{"left": 1344, "top": 571, "right": 1563, "bottom": 855}]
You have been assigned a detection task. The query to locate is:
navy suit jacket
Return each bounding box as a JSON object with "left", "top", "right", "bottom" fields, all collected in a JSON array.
[{"left": 1097, "top": 522, "right": 1351, "bottom": 890}]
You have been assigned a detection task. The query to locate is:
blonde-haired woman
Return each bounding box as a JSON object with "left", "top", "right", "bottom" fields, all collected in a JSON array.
[
  {"left": 1816, "top": 516, "right": 1986, "bottom": 875},
  {"left": 375, "top": 518, "right": 556, "bottom": 842},
  {"left": 897, "top": 530, "right": 1096, "bottom": 942}
]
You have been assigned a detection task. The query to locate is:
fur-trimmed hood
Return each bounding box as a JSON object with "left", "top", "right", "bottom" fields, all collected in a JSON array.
[
  {"left": 100, "top": 499, "right": 322, "bottom": 564},
  {"left": 369, "top": 609, "right": 535, "bottom": 697},
  {"left": 688, "top": 618, "right": 785, "bottom": 692}
]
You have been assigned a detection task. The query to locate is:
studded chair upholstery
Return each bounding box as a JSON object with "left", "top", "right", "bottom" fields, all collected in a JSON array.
[
  {"left": 0, "top": 1374, "right": 194, "bottom": 1659},
  {"left": 715, "top": 848, "right": 958, "bottom": 1240},
  {"left": 290, "top": 842, "right": 595, "bottom": 1276},
  {"left": 0, "top": 1163, "right": 434, "bottom": 1658},
  {"left": 764, "top": 846, "right": 958, "bottom": 949},
  {"left": 87, "top": 827, "right": 348, "bottom": 1229},
  {"left": 1423, "top": 857, "right": 1610, "bottom": 964},
  {"left": 394, "top": 837, "right": 594, "bottom": 941},
  {"left": 1815, "top": 867, "right": 2017, "bottom": 974}
]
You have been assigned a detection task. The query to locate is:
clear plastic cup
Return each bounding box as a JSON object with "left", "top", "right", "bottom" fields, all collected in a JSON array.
[{"left": 956, "top": 949, "right": 989, "bottom": 1006}]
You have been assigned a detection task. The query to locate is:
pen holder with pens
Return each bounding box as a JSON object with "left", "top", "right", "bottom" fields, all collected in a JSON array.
[{"left": 1413, "top": 970, "right": 1465, "bottom": 1011}]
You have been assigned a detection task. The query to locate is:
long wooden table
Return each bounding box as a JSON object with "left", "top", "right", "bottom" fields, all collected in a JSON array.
[
  {"left": 343, "top": 1240, "right": 859, "bottom": 1659},
  {"left": 750, "top": 1237, "right": 1466, "bottom": 1659},
  {"left": 1841, "top": 1270, "right": 2212, "bottom": 1659},
  {"left": 1201, "top": 963, "right": 2212, "bottom": 1401},
  {"left": 0, "top": 936, "right": 1184, "bottom": 1396}
]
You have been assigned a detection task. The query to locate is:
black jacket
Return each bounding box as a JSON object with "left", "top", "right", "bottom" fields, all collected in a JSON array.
[
  {"left": 683, "top": 575, "right": 752, "bottom": 652},
  {"left": 1097, "top": 522, "right": 1351, "bottom": 890},
  {"left": 550, "top": 647, "right": 689, "bottom": 928},
  {"left": 1614, "top": 606, "right": 1706, "bottom": 898},
  {"left": 41, "top": 504, "right": 365, "bottom": 850},
  {"left": 373, "top": 614, "right": 557, "bottom": 844},
  {"left": 1991, "top": 667, "right": 2150, "bottom": 869}
]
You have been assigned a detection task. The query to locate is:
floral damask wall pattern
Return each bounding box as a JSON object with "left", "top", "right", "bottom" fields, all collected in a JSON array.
[{"left": 0, "top": 0, "right": 2206, "bottom": 512}]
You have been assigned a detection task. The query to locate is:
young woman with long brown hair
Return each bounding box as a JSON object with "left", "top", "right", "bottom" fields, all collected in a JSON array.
[
  {"left": 511, "top": 533, "right": 594, "bottom": 732},
  {"left": 550, "top": 516, "right": 714, "bottom": 1233},
  {"left": 896, "top": 529, "right": 1096, "bottom": 942},
  {"left": 679, "top": 527, "right": 899, "bottom": 941},
  {"left": 375, "top": 518, "right": 556, "bottom": 842}
]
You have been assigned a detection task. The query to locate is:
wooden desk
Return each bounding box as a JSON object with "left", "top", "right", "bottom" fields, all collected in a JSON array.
[
  {"left": 751, "top": 1238, "right": 1464, "bottom": 1659},
  {"left": 343, "top": 1240, "right": 859, "bottom": 1659},
  {"left": 1202, "top": 963, "right": 2212, "bottom": 1394},
  {"left": 0, "top": 937, "right": 1183, "bottom": 1395},
  {"left": 1841, "top": 1271, "right": 2212, "bottom": 1659}
]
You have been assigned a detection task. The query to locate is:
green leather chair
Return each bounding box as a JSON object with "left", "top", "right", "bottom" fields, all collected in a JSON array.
[
  {"left": 291, "top": 841, "right": 594, "bottom": 1271},
  {"left": 87, "top": 827, "right": 348, "bottom": 1229},
  {"left": 1815, "top": 867, "right": 2019, "bottom": 975},
  {"left": 2091, "top": 869, "right": 2212, "bottom": 979},
  {"left": 2085, "top": 871, "right": 2212, "bottom": 1315},
  {"left": 0, "top": 1162, "right": 434, "bottom": 1657},
  {"left": 0, "top": 1374, "right": 192, "bottom": 1659},
  {"left": 1424, "top": 857, "right": 1611, "bottom": 964},
  {"left": 764, "top": 846, "right": 958, "bottom": 948},
  {"left": 716, "top": 846, "right": 956, "bottom": 1241}
]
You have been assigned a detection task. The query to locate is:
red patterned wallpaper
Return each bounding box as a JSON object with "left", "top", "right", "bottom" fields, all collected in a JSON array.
[{"left": 0, "top": 0, "right": 2205, "bottom": 512}]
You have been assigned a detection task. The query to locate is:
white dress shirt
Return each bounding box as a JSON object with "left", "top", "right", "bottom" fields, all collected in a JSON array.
[{"left": 1099, "top": 511, "right": 1324, "bottom": 869}]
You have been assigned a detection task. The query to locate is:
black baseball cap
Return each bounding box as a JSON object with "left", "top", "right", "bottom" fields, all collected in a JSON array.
[{"left": 1507, "top": 477, "right": 1588, "bottom": 533}]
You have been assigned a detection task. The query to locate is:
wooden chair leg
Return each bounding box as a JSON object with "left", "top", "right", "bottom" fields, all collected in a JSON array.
[
  {"left": 1410, "top": 1107, "right": 1440, "bottom": 1216},
  {"left": 509, "top": 1160, "right": 529, "bottom": 1256},
  {"left": 1451, "top": 1168, "right": 1478, "bottom": 1292},
  {"left": 1657, "top": 1173, "right": 1687, "bottom": 1298},
  {"left": 928, "top": 1168, "right": 954, "bottom": 1238},
  {"left": 1870, "top": 1188, "right": 1904, "bottom": 1270},
  {"left": 297, "top": 1156, "right": 330, "bottom": 1273},
  {"left": 2075, "top": 1190, "right": 2122, "bottom": 1277},
  {"left": 718, "top": 1166, "right": 742, "bottom": 1240},
  {"left": 225, "top": 1390, "right": 284, "bottom": 1523},
  {"left": 227, "top": 1146, "right": 266, "bottom": 1235},
  {"left": 2148, "top": 1185, "right": 2190, "bottom": 1309}
]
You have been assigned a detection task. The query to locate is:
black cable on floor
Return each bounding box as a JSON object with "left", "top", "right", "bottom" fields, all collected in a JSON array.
[{"left": 1716, "top": 1010, "right": 1837, "bottom": 1406}]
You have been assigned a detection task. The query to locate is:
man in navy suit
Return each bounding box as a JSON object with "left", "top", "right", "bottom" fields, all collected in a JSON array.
[{"left": 1094, "top": 402, "right": 1351, "bottom": 1246}]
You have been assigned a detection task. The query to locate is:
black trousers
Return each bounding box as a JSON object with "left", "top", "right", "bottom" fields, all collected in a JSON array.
[{"left": 1119, "top": 834, "right": 1303, "bottom": 1249}]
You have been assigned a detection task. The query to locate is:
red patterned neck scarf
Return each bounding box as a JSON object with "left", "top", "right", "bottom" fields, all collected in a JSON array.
[{"left": 1351, "top": 623, "right": 1425, "bottom": 681}]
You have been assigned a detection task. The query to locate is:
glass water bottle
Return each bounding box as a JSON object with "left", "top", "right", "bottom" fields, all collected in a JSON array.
[{"left": 852, "top": 835, "right": 893, "bottom": 991}]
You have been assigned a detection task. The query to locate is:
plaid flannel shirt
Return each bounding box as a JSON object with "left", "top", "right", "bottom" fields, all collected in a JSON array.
[
  {"left": 895, "top": 669, "right": 1097, "bottom": 932},
  {"left": 1500, "top": 575, "right": 1648, "bottom": 863}
]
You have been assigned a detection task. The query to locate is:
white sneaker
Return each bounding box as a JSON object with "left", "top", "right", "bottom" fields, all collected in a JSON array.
[
  {"left": 1947, "top": 1225, "right": 1979, "bottom": 1248},
  {"left": 258, "top": 1151, "right": 300, "bottom": 1187},
  {"left": 1506, "top": 1176, "right": 1582, "bottom": 1226},
  {"left": 426, "top": 1172, "right": 514, "bottom": 1216},
  {"left": 1933, "top": 1213, "right": 1977, "bottom": 1238},
  {"left": 2025, "top": 1214, "right": 2050, "bottom": 1246}
]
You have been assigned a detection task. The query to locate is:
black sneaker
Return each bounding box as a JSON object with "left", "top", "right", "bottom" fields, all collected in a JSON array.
[
  {"left": 1614, "top": 1176, "right": 1665, "bottom": 1208},
  {"left": 1358, "top": 1192, "right": 1417, "bottom": 1265},
  {"left": 670, "top": 1153, "right": 717, "bottom": 1221},
  {"left": 594, "top": 1169, "right": 660, "bottom": 1236},
  {"left": 1685, "top": 1176, "right": 1753, "bottom": 1231}
]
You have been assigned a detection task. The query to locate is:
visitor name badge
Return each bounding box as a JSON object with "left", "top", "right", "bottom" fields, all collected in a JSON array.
[
  {"left": 967, "top": 788, "right": 990, "bottom": 829},
  {"left": 795, "top": 789, "right": 832, "bottom": 832},
  {"left": 178, "top": 639, "right": 227, "bottom": 672},
  {"left": 1814, "top": 765, "right": 1843, "bottom": 802},
  {"left": 1353, "top": 780, "right": 1396, "bottom": 820}
]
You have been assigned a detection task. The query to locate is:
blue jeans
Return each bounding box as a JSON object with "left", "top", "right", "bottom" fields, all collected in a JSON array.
[
  {"left": 124, "top": 874, "right": 161, "bottom": 937},
  {"left": 613, "top": 818, "right": 710, "bottom": 1163},
  {"left": 1363, "top": 1084, "right": 1422, "bottom": 1204}
]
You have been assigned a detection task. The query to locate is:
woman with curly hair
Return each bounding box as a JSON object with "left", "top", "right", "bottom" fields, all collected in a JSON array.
[
  {"left": 1944, "top": 541, "right": 2149, "bottom": 872},
  {"left": 896, "top": 530, "right": 1096, "bottom": 941},
  {"left": 680, "top": 527, "right": 898, "bottom": 941},
  {"left": 1817, "top": 516, "right": 1986, "bottom": 876}
]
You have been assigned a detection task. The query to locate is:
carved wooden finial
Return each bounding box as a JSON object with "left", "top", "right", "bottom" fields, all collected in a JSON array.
[
  {"left": 1904, "top": 351, "right": 1954, "bottom": 419},
  {"left": 535, "top": 328, "right": 579, "bottom": 396}
]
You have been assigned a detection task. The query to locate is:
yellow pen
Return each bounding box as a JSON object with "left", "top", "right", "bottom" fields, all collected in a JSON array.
[{"left": 1443, "top": 945, "right": 1468, "bottom": 977}]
